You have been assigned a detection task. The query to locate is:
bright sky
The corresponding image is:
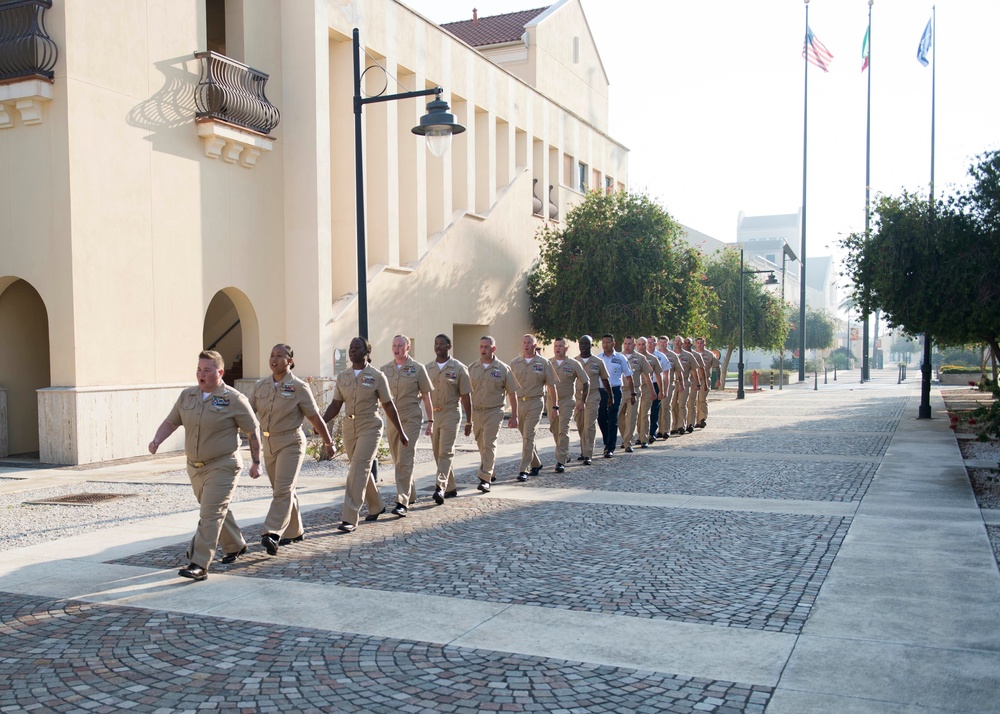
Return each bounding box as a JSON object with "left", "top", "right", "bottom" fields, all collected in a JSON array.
[{"left": 403, "top": 0, "right": 999, "bottom": 270}]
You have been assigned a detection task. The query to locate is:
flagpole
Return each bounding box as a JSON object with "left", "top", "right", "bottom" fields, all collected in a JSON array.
[
  {"left": 930, "top": 5, "right": 936, "bottom": 204},
  {"left": 798, "top": 0, "right": 809, "bottom": 384},
  {"left": 918, "top": 5, "right": 936, "bottom": 419},
  {"left": 861, "top": 0, "right": 872, "bottom": 383}
]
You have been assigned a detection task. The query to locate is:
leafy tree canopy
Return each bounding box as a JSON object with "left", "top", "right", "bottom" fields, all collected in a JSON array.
[
  {"left": 840, "top": 150, "right": 1000, "bottom": 361},
  {"left": 703, "top": 247, "right": 788, "bottom": 352},
  {"left": 784, "top": 307, "right": 836, "bottom": 352},
  {"left": 527, "top": 190, "right": 711, "bottom": 341},
  {"left": 701, "top": 247, "right": 789, "bottom": 382}
]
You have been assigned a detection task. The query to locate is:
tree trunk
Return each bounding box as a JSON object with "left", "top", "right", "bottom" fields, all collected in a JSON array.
[
  {"left": 990, "top": 338, "right": 1000, "bottom": 387},
  {"left": 720, "top": 343, "right": 735, "bottom": 389}
]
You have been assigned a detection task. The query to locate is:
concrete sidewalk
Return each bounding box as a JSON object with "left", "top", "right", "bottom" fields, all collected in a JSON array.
[{"left": 0, "top": 371, "right": 998, "bottom": 712}]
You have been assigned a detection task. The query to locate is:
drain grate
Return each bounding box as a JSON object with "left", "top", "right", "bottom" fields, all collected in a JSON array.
[{"left": 24, "top": 492, "right": 140, "bottom": 506}]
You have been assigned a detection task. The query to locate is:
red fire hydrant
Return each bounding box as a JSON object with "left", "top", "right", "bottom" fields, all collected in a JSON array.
[{"left": 751, "top": 370, "right": 759, "bottom": 391}]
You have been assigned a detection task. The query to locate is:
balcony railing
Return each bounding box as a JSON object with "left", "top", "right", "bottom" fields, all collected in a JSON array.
[
  {"left": 0, "top": 0, "right": 58, "bottom": 82},
  {"left": 194, "top": 51, "right": 279, "bottom": 135}
]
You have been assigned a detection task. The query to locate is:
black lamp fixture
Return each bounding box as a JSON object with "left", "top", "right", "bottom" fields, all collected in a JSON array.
[
  {"left": 411, "top": 96, "right": 466, "bottom": 157},
  {"left": 353, "top": 28, "right": 466, "bottom": 339},
  {"left": 738, "top": 248, "right": 779, "bottom": 400}
]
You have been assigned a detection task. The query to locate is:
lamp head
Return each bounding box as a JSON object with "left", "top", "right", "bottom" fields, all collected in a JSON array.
[{"left": 412, "top": 95, "right": 466, "bottom": 157}]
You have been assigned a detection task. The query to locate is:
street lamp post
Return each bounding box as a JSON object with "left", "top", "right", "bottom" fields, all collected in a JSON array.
[
  {"left": 737, "top": 248, "right": 778, "bottom": 400},
  {"left": 352, "top": 28, "right": 465, "bottom": 339}
]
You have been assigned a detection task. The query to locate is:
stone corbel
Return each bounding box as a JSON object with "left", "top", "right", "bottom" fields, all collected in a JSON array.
[
  {"left": 0, "top": 79, "right": 54, "bottom": 128},
  {"left": 196, "top": 119, "right": 274, "bottom": 168}
]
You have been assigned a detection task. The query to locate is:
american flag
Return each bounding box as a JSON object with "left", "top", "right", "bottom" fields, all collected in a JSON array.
[{"left": 803, "top": 26, "right": 834, "bottom": 72}]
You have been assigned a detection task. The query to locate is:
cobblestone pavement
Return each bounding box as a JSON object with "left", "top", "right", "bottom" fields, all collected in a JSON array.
[
  {"left": 701, "top": 416, "right": 900, "bottom": 433},
  {"left": 662, "top": 431, "right": 892, "bottom": 458},
  {"left": 115, "top": 498, "right": 847, "bottom": 634},
  {"left": 2, "top": 379, "right": 960, "bottom": 713},
  {"left": 0, "top": 593, "right": 770, "bottom": 714},
  {"left": 518, "top": 456, "right": 877, "bottom": 502}
]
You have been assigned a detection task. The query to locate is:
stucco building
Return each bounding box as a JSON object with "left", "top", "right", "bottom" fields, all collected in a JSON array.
[{"left": 0, "top": 0, "right": 627, "bottom": 464}]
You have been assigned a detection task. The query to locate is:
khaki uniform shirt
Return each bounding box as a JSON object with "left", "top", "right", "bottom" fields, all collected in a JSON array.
[
  {"left": 673, "top": 349, "right": 694, "bottom": 387},
  {"left": 548, "top": 356, "right": 589, "bottom": 400},
  {"left": 167, "top": 383, "right": 258, "bottom": 464},
  {"left": 624, "top": 351, "right": 653, "bottom": 396},
  {"left": 334, "top": 365, "right": 392, "bottom": 432},
  {"left": 468, "top": 358, "right": 517, "bottom": 411},
  {"left": 509, "top": 354, "right": 555, "bottom": 400},
  {"left": 642, "top": 352, "right": 661, "bottom": 385},
  {"left": 426, "top": 357, "right": 472, "bottom": 413},
  {"left": 696, "top": 349, "right": 721, "bottom": 382},
  {"left": 381, "top": 356, "right": 434, "bottom": 422},
  {"left": 576, "top": 356, "right": 611, "bottom": 401},
  {"left": 688, "top": 349, "right": 706, "bottom": 386},
  {"left": 249, "top": 372, "right": 320, "bottom": 437}
]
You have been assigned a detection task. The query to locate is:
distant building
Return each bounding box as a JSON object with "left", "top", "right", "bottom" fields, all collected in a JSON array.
[
  {"left": 735, "top": 210, "right": 838, "bottom": 315},
  {"left": 678, "top": 225, "right": 726, "bottom": 255}
]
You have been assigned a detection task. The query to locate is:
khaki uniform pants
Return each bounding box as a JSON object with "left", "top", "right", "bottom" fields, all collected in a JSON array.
[
  {"left": 387, "top": 414, "right": 422, "bottom": 507},
  {"left": 670, "top": 384, "right": 687, "bottom": 432},
  {"left": 548, "top": 395, "right": 576, "bottom": 466},
  {"left": 473, "top": 406, "right": 504, "bottom": 483},
  {"left": 186, "top": 456, "right": 244, "bottom": 569},
  {"left": 697, "top": 387, "right": 709, "bottom": 423},
  {"left": 262, "top": 433, "right": 305, "bottom": 539},
  {"left": 618, "top": 392, "right": 638, "bottom": 446},
  {"left": 576, "top": 391, "right": 602, "bottom": 458},
  {"left": 431, "top": 406, "right": 461, "bottom": 491},
  {"left": 340, "top": 422, "right": 384, "bottom": 526},
  {"left": 637, "top": 389, "right": 653, "bottom": 444},
  {"left": 685, "top": 384, "right": 699, "bottom": 428},
  {"left": 517, "top": 397, "right": 545, "bottom": 474},
  {"left": 658, "top": 383, "right": 674, "bottom": 435}
]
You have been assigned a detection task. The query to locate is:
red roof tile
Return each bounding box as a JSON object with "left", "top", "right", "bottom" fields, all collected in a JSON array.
[{"left": 441, "top": 7, "right": 549, "bottom": 48}]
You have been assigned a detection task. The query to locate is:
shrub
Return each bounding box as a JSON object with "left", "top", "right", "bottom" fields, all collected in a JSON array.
[
  {"left": 938, "top": 348, "right": 981, "bottom": 368},
  {"left": 940, "top": 365, "right": 981, "bottom": 374},
  {"left": 972, "top": 386, "right": 1000, "bottom": 442}
]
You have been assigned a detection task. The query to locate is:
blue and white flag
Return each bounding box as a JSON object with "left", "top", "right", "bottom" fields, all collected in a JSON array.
[{"left": 916, "top": 18, "right": 932, "bottom": 66}]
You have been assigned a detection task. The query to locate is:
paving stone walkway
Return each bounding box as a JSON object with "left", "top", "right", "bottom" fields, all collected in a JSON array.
[{"left": 1, "top": 372, "right": 998, "bottom": 712}]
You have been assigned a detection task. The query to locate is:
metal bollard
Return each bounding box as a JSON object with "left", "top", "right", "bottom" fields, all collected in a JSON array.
[
  {"left": 824, "top": 367, "right": 828, "bottom": 384},
  {"left": 770, "top": 370, "right": 774, "bottom": 390},
  {"left": 897, "top": 364, "right": 902, "bottom": 384},
  {"left": 814, "top": 370, "right": 818, "bottom": 390},
  {"left": 834, "top": 365, "right": 838, "bottom": 381}
]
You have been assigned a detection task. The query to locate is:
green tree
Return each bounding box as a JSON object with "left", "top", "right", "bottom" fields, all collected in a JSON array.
[
  {"left": 701, "top": 247, "right": 789, "bottom": 386},
  {"left": 828, "top": 346, "right": 856, "bottom": 370},
  {"left": 841, "top": 150, "right": 1000, "bottom": 382},
  {"left": 527, "top": 190, "right": 711, "bottom": 341},
  {"left": 784, "top": 307, "right": 836, "bottom": 353}
]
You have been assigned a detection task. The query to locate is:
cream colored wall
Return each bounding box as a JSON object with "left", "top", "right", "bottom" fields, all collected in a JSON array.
[
  {"left": 55, "top": 0, "right": 289, "bottom": 389},
  {"left": 330, "top": 2, "right": 627, "bottom": 372},
  {"left": 528, "top": 0, "right": 609, "bottom": 134},
  {"left": 1, "top": 0, "right": 626, "bottom": 463}
]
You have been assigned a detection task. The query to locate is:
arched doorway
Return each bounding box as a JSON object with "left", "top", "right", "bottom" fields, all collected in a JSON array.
[
  {"left": 203, "top": 288, "right": 259, "bottom": 385},
  {"left": 0, "top": 279, "right": 50, "bottom": 457}
]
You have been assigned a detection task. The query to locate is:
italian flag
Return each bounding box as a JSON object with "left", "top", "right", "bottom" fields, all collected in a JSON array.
[{"left": 861, "top": 26, "right": 870, "bottom": 72}]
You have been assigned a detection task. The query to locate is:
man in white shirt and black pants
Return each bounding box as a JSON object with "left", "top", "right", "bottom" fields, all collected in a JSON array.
[{"left": 596, "top": 333, "right": 635, "bottom": 458}]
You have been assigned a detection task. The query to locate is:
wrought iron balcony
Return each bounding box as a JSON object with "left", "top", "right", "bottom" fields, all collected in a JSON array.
[
  {"left": 194, "top": 51, "right": 279, "bottom": 135},
  {"left": 0, "top": 0, "right": 58, "bottom": 82}
]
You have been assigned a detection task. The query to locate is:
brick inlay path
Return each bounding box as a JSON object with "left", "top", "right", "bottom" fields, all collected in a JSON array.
[
  {"left": 520, "top": 457, "right": 877, "bottom": 502},
  {"left": 0, "top": 593, "right": 772, "bottom": 714},
  {"left": 115, "top": 499, "right": 849, "bottom": 635}
]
